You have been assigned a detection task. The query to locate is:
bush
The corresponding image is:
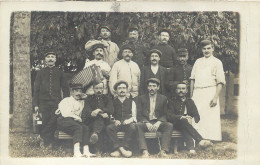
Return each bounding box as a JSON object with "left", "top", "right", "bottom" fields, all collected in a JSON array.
[{"left": 28, "top": 12, "right": 239, "bottom": 73}]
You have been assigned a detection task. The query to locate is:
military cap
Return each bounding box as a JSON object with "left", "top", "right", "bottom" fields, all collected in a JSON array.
[
  {"left": 146, "top": 78, "right": 160, "bottom": 85},
  {"left": 149, "top": 49, "right": 162, "bottom": 57},
  {"left": 113, "top": 80, "right": 129, "bottom": 91},
  {"left": 44, "top": 51, "right": 57, "bottom": 57},
  {"left": 99, "top": 25, "right": 112, "bottom": 33},
  {"left": 128, "top": 25, "right": 139, "bottom": 33},
  {"left": 177, "top": 48, "right": 189, "bottom": 56}
]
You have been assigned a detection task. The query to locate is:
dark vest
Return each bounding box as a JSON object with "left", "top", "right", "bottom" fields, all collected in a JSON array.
[{"left": 113, "top": 98, "right": 132, "bottom": 122}]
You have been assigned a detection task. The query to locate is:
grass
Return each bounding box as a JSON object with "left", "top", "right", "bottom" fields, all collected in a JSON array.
[{"left": 9, "top": 115, "right": 237, "bottom": 159}]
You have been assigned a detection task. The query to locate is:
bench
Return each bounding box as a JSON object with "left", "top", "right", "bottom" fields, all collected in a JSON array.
[{"left": 55, "top": 130, "right": 182, "bottom": 153}]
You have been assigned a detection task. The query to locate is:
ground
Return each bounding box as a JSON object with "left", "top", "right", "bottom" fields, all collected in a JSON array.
[{"left": 9, "top": 115, "right": 237, "bottom": 159}]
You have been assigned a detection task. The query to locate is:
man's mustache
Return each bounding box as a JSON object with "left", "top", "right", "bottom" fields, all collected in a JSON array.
[
  {"left": 97, "top": 53, "right": 104, "bottom": 57},
  {"left": 120, "top": 91, "right": 125, "bottom": 93}
]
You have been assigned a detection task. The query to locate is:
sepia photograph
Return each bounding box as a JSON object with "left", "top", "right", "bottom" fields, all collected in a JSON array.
[{"left": 1, "top": 1, "right": 260, "bottom": 165}]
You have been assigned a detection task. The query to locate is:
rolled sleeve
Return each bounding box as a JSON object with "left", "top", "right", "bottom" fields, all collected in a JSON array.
[{"left": 216, "top": 61, "right": 226, "bottom": 85}]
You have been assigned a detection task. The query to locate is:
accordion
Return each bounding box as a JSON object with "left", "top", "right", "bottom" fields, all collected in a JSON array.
[{"left": 71, "top": 64, "right": 104, "bottom": 88}]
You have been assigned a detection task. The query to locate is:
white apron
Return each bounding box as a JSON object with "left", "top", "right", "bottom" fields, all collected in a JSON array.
[{"left": 192, "top": 86, "right": 222, "bottom": 141}]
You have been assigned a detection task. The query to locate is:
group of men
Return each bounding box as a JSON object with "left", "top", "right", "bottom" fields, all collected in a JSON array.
[{"left": 33, "top": 25, "right": 226, "bottom": 158}]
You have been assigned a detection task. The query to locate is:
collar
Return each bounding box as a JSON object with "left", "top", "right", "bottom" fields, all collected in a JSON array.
[
  {"left": 149, "top": 93, "right": 157, "bottom": 99},
  {"left": 118, "top": 96, "right": 126, "bottom": 103},
  {"left": 177, "top": 96, "right": 186, "bottom": 102}
]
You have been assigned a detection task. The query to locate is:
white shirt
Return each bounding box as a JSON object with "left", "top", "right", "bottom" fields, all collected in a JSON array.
[
  {"left": 190, "top": 55, "right": 226, "bottom": 88},
  {"left": 151, "top": 65, "right": 159, "bottom": 75},
  {"left": 58, "top": 96, "right": 84, "bottom": 119},
  {"left": 109, "top": 59, "right": 141, "bottom": 98},
  {"left": 149, "top": 94, "right": 157, "bottom": 121}
]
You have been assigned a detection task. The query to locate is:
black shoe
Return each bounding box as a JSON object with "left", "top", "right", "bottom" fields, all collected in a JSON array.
[{"left": 89, "top": 133, "right": 98, "bottom": 144}]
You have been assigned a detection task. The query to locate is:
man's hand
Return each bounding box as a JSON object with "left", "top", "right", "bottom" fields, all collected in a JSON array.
[
  {"left": 114, "top": 120, "right": 121, "bottom": 126},
  {"left": 100, "top": 113, "right": 109, "bottom": 119},
  {"left": 122, "top": 119, "right": 132, "bottom": 125},
  {"left": 34, "top": 106, "right": 39, "bottom": 112},
  {"left": 101, "top": 70, "right": 109, "bottom": 78},
  {"left": 146, "top": 123, "right": 154, "bottom": 132},
  {"left": 91, "top": 109, "right": 102, "bottom": 117},
  {"left": 210, "top": 97, "right": 218, "bottom": 107},
  {"left": 180, "top": 115, "right": 192, "bottom": 120},
  {"left": 151, "top": 121, "right": 161, "bottom": 132}
]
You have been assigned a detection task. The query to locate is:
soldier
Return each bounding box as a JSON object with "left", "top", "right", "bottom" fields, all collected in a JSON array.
[
  {"left": 167, "top": 82, "right": 213, "bottom": 155},
  {"left": 167, "top": 48, "right": 192, "bottom": 98},
  {"left": 33, "top": 51, "right": 69, "bottom": 148},
  {"left": 81, "top": 82, "right": 114, "bottom": 154}
]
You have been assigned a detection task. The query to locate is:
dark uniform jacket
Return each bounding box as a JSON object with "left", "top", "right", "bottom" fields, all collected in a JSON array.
[
  {"left": 113, "top": 98, "right": 133, "bottom": 122},
  {"left": 167, "top": 97, "right": 200, "bottom": 125},
  {"left": 33, "top": 67, "right": 69, "bottom": 107},
  {"left": 136, "top": 94, "right": 167, "bottom": 123},
  {"left": 81, "top": 95, "right": 114, "bottom": 124},
  {"left": 167, "top": 64, "right": 192, "bottom": 91},
  {"left": 140, "top": 65, "right": 167, "bottom": 95}
]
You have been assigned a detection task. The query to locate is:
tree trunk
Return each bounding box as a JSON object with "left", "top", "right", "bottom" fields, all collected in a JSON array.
[{"left": 12, "top": 12, "right": 32, "bottom": 132}]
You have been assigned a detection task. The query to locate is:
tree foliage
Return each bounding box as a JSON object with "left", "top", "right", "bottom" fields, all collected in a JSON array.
[{"left": 30, "top": 12, "right": 239, "bottom": 73}]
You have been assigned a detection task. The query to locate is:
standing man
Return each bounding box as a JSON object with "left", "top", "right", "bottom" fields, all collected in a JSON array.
[
  {"left": 85, "top": 25, "right": 119, "bottom": 67},
  {"left": 33, "top": 51, "right": 69, "bottom": 148},
  {"left": 122, "top": 25, "right": 150, "bottom": 69},
  {"left": 56, "top": 83, "right": 95, "bottom": 157},
  {"left": 135, "top": 78, "right": 173, "bottom": 158},
  {"left": 106, "top": 80, "right": 137, "bottom": 158},
  {"left": 140, "top": 49, "right": 167, "bottom": 96},
  {"left": 84, "top": 43, "right": 111, "bottom": 95},
  {"left": 190, "top": 40, "right": 226, "bottom": 141},
  {"left": 167, "top": 82, "right": 213, "bottom": 155},
  {"left": 109, "top": 44, "right": 141, "bottom": 98},
  {"left": 81, "top": 82, "right": 114, "bottom": 153},
  {"left": 152, "top": 29, "right": 177, "bottom": 68},
  {"left": 167, "top": 48, "right": 193, "bottom": 98}
]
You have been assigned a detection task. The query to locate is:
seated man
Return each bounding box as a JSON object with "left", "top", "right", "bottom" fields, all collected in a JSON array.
[
  {"left": 56, "top": 83, "right": 95, "bottom": 157},
  {"left": 81, "top": 82, "right": 114, "bottom": 154},
  {"left": 167, "top": 82, "right": 213, "bottom": 155},
  {"left": 135, "top": 78, "right": 173, "bottom": 158},
  {"left": 106, "top": 80, "right": 137, "bottom": 158}
]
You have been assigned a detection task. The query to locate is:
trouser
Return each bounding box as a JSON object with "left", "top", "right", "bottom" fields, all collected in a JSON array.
[
  {"left": 136, "top": 121, "right": 173, "bottom": 152},
  {"left": 57, "top": 117, "right": 90, "bottom": 145},
  {"left": 175, "top": 119, "right": 203, "bottom": 150},
  {"left": 88, "top": 116, "right": 108, "bottom": 153},
  {"left": 106, "top": 123, "right": 136, "bottom": 150},
  {"left": 39, "top": 100, "right": 59, "bottom": 145}
]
